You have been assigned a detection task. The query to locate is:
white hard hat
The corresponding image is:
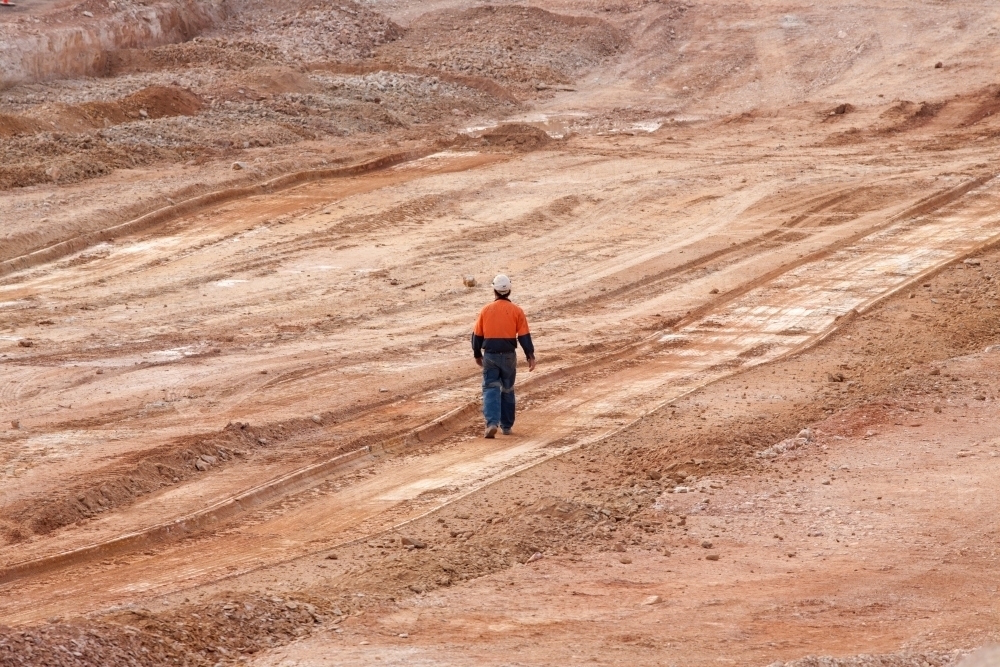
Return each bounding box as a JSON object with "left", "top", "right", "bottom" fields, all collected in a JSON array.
[{"left": 492, "top": 274, "right": 512, "bottom": 294}]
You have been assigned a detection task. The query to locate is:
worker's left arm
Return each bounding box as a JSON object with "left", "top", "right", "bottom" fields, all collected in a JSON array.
[{"left": 516, "top": 310, "right": 536, "bottom": 371}]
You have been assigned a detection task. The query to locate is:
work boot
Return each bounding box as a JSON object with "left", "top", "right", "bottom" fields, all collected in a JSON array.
[
  {"left": 485, "top": 424, "right": 498, "bottom": 439},
  {"left": 501, "top": 427, "right": 512, "bottom": 435}
]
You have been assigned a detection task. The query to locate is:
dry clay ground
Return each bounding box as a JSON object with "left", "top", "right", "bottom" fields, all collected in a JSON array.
[{"left": 3, "top": 0, "right": 1000, "bottom": 665}]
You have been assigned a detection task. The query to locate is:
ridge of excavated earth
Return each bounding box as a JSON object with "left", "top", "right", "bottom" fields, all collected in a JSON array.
[{"left": 3, "top": 0, "right": 1000, "bottom": 665}]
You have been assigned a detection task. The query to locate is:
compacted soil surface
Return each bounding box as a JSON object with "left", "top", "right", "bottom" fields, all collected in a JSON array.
[{"left": 2, "top": 0, "right": 1000, "bottom": 665}]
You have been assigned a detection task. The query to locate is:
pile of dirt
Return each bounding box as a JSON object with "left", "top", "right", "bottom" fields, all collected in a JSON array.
[
  {"left": 457, "top": 122, "right": 554, "bottom": 151},
  {"left": 0, "top": 595, "right": 330, "bottom": 667},
  {"left": 76, "top": 85, "right": 203, "bottom": 125},
  {"left": 375, "top": 5, "right": 628, "bottom": 90},
  {"left": 771, "top": 650, "right": 968, "bottom": 667},
  {"left": 0, "top": 114, "right": 43, "bottom": 139},
  {"left": 220, "top": 0, "right": 404, "bottom": 64},
  {"left": 106, "top": 39, "right": 284, "bottom": 75},
  {"left": 0, "top": 132, "right": 182, "bottom": 189},
  {"left": 0, "top": 85, "right": 201, "bottom": 138}
]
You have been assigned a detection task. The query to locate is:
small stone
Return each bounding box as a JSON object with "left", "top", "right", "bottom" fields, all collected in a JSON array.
[
  {"left": 200, "top": 455, "right": 218, "bottom": 465},
  {"left": 935, "top": 61, "right": 944, "bottom": 68},
  {"left": 641, "top": 595, "right": 661, "bottom": 605},
  {"left": 82, "top": 10, "right": 94, "bottom": 17},
  {"left": 647, "top": 470, "right": 662, "bottom": 480},
  {"left": 613, "top": 543, "right": 627, "bottom": 553},
  {"left": 705, "top": 553, "right": 720, "bottom": 561},
  {"left": 232, "top": 162, "right": 248, "bottom": 170},
  {"left": 195, "top": 460, "right": 209, "bottom": 471},
  {"left": 138, "top": 108, "right": 148, "bottom": 118},
  {"left": 326, "top": 553, "right": 339, "bottom": 560},
  {"left": 18, "top": 339, "right": 33, "bottom": 348},
  {"left": 701, "top": 540, "right": 713, "bottom": 549},
  {"left": 456, "top": 513, "right": 470, "bottom": 520},
  {"left": 398, "top": 633, "right": 409, "bottom": 638},
  {"left": 787, "top": 552, "right": 796, "bottom": 558},
  {"left": 379, "top": 388, "right": 389, "bottom": 393},
  {"left": 964, "top": 258, "right": 982, "bottom": 266},
  {"left": 709, "top": 288, "right": 719, "bottom": 294},
  {"left": 10, "top": 420, "right": 19, "bottom": 429},
  {"left": 311, "top": 415, "right": 322, "bottom": 424},
  {"left": 96, "top": 369, "right": 104, "bottom": 374},
  {"left": 974, "top": 395, "right": 986, "bottom": 401},
  {"left": 933, "top": 406, "right": 942, "bottom": 413},
  {"left": 822, "top": 479, "right": 831, "bottom": 485},
  {"left": 285, "top": 601, "right": 298, "bottom": 610},
  {"left": 401, "top": 537, "right": 426, "bottom": 549},
  {"left": 619, "top": 556, "right": 632, "bottom": 564},
  {"left": 526, "top": 552, "right": 543, "bottom": 563},
  {"left": 463, "top": 275, "right": 476, "bottom": 288}
]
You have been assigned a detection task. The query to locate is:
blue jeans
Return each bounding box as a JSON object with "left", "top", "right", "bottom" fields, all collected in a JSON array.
[{"left": 481, "top": 352, "right": 517, "bottom": 429}]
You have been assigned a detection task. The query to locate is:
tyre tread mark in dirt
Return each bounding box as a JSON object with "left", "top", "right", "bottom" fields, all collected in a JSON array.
[{"left": 0, "top": 175, "right": 995, "bottom": 587}]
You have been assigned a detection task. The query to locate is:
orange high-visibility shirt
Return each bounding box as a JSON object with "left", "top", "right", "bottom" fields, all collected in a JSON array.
[{"left": 471, "top": 298, "right": 534, "bottom": 358}]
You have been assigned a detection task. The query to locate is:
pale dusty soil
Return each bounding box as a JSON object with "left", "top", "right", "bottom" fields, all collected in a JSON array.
[{"left": 2, "top": 0, "right": 1000, "bottom": 666}]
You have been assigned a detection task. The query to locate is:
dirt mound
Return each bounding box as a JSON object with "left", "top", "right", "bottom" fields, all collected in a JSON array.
[
  {"left": 0, "top": 86, "right": 201, "bottom": 138},
  {"left": 774, "top": 650, "right": 967, "bottom": 667},
  {"left": 77, "top": 85, "right": 203, "bottom": 125},
  {"left": 223, "top": 0, "right": 404, "bottom": 63},
  {"left": 106, "top": 39, "right": 283, "bottom": 74},
  {"left": 0, "top": 595, "right": 330, "bottom": 667},
  {"left": 0, "top": 113, "right": 43, "bottom": 138},
  {"left": 460, "top": 122, "right": 554, "bottom": 151},
  {"left": 376, "top": 5, "right": 628, "bottom": 90}
]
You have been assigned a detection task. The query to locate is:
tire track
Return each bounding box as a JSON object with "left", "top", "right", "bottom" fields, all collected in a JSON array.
[{"left": 1, "top": 174, "right": 998, "bottom": 609}]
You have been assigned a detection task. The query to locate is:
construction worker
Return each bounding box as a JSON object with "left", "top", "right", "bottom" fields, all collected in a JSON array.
[{"left": 471, "top": 274, "right": 536, "bottom": 438}]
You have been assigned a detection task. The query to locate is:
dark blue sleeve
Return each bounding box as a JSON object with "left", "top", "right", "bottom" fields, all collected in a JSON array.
[
  {"left": 517, "top": 333, "right": 534, "bottom": 359},
  {"left": 472, "top": 333, "right": 485, "bottom": 358}
]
